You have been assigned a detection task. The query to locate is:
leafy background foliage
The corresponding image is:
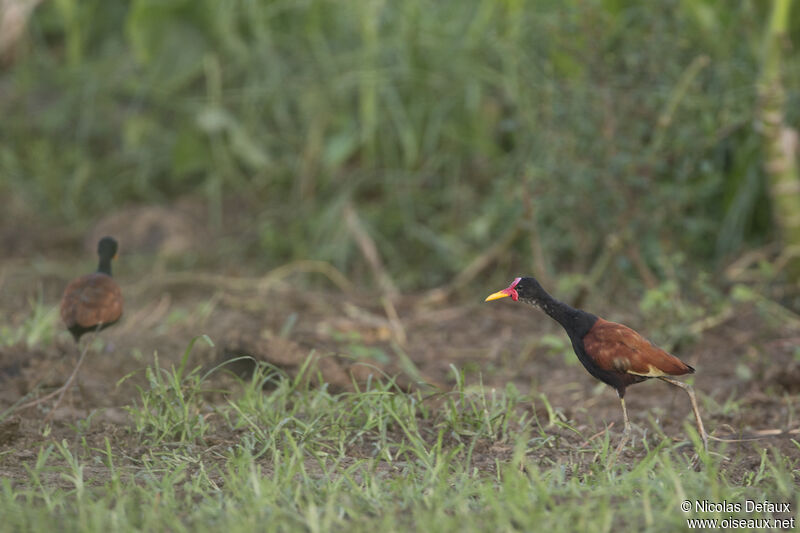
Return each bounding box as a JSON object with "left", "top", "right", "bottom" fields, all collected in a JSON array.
[{"left": 1, "top": 0, "right": 797, "bottom": 290}]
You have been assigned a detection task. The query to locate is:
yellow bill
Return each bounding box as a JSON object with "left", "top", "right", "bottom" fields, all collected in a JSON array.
[
  {"left": 485, "top": 291, "right": 511, "bottom": 302},
  {"left": 484, "top": 278, "right": 521, "bottom": 302}
]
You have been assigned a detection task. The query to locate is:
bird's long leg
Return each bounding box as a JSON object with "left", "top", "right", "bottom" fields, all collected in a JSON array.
[
  {"left": 658, "top": 376, "right": 708, "bottom": 451},
  {"left": 42, "top": 328, "right": 101, "bottom": 422},
  {"left": 17, "top": 326, "right": 101, "bottom": 415},
  {"left": 15, "top": 335, "right": 91, "bottom": 411},
  {"left": 614, "top": 395, "right": 632, "bottom": 454}
]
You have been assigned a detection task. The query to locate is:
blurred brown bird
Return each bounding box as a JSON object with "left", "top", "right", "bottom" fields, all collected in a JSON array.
[
  {"left": 486, "top": 277, "right": 707, "bottom": 453},
  {"left": 61, "top": 236, "right": 123, "bottom": 341},
  {"left": 22, "top": 237, "right": 123, "bottom": 418}
]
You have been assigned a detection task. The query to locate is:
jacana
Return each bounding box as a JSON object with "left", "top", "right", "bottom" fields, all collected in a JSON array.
[
  {"left": 22, "top": 237, "right": 123, "bottom": 418},
  {"left": 485, "top": 277, "right": 707, "bottom": 453},
  {"left": 60, "top": 236, "right": 123, "bottom": 341}
]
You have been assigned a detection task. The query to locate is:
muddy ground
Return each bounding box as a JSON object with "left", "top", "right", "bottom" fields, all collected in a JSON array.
[{"left": 1, "top": 209, "right": 799, "bottom": 487}]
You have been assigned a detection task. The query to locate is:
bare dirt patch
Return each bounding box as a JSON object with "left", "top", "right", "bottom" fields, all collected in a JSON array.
[{"left": 1, "top": 241, "right": 799, "bottom": 487}]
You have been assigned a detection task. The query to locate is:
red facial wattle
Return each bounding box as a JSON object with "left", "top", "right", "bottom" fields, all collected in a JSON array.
[
  {"left": 485, "top": 277, "right": 522, "bottom": 303},
  {"left": 504, "top": 277, "right": 521, "bottom": 301}
]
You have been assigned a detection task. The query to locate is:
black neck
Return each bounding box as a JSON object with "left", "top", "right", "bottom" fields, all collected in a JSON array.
[
  {"left": 533, "top": 292, "right": 596, "bottom": 340},
  {"left": 97, "top": 256, "right": 113, "bottom": 276}
]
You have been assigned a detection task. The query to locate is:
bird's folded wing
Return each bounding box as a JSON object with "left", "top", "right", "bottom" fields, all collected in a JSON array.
[
  {"left": 583, "top": 318, "right": 693, "bottom": 377},
  {"left": 61, "top": 274, "right": 123, "bottom": 328}
]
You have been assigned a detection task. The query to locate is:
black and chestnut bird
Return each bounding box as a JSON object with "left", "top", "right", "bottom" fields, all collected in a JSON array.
[
  {"left": 485, "top": 277, "right": 707, "bottom": 452},
  {"left": 22, "top": 237, "right": 123, "bottom": 417},
  {"left": 60, "top": 236, "right": 123, "bottom": 342}
]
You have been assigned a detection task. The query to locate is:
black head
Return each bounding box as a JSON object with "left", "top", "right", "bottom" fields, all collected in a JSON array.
[
  {"left": 485, "top": 277, "right": 550, "bottom": 305},
  {"left": 97, "top": 236, "right": 118, "bottom": 261}
]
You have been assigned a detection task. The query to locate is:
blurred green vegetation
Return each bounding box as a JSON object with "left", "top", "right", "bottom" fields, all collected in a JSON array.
[{"left": 2, "top": 0, "right": 798, "bottom": 289}]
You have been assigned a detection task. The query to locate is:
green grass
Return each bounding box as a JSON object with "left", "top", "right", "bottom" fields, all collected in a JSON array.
[
  {"left": 1, "top": 338, "right": 797, "bottom": 532},
  {"left": 0, "top": 295, "right": 59, "bottom": 349}
]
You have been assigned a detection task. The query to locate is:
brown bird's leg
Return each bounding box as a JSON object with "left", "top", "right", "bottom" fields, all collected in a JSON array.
[
  {"left": 43, "top": 329, "right": 100, "bottom": 423},
  {"left": 15, "top": 334, "right": 89, "bottom": 412},
  {"left": 614, "top": 394, "right": 632, "bottom": 454},
  {"left": 17, "top": 325, "right": 105, "bottom": 415},
  {"left": 658, "top": 377, "right": 708, "bottom": 451}
]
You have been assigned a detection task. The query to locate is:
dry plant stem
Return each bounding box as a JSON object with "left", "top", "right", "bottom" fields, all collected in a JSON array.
[
  {"left": 128, "top": 260, "right": 355, "bottom": 296},
  {"left": 381, "top": 296, "right": 407, "bottom": 347},
  {"left": 421, "top": 222, "right": 522, "bottom": 305},
  {"left": 521, "top": 186, "right": 553, "bottom": 290},
  {"left": 449, "top": 223, "right": 521, "bottom": 292},
  {"left": 649, "top": 54, "right": 710, "bottom": 153},
  {"left": 257, "top": 260, "right": 354, "bottom": 293},
  {"left": 406, "top": 306, "right": 472, "bottom": 327},
  {"left": 688, "top": 307, "right": 736, "bottom": 336},
  {"left": 708, "top": 427, "right": 800, "bottom": 443},
  {"left": 580, "top": 423, "right": 615, "bottom": 448},
  {"left": 627, "top": 244, "right": 658, "bottom": 289},
  {"left": 343, "top": 302, "right": 393, "bottom": 327},
  {"left": 0, "top": 0, "right": 45, "bottom": 58},
  {"left": 723, "top": 244, "right": 779, "bottom": 281},
  {"left": 344, "top": 203, "right": 398, "bottom": 299},
  {"left": 120, "top": 293, "right": 171, "bottom": 334},
  {"left": 572, "top": 232, "right": 625, "bottom": 308}
]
